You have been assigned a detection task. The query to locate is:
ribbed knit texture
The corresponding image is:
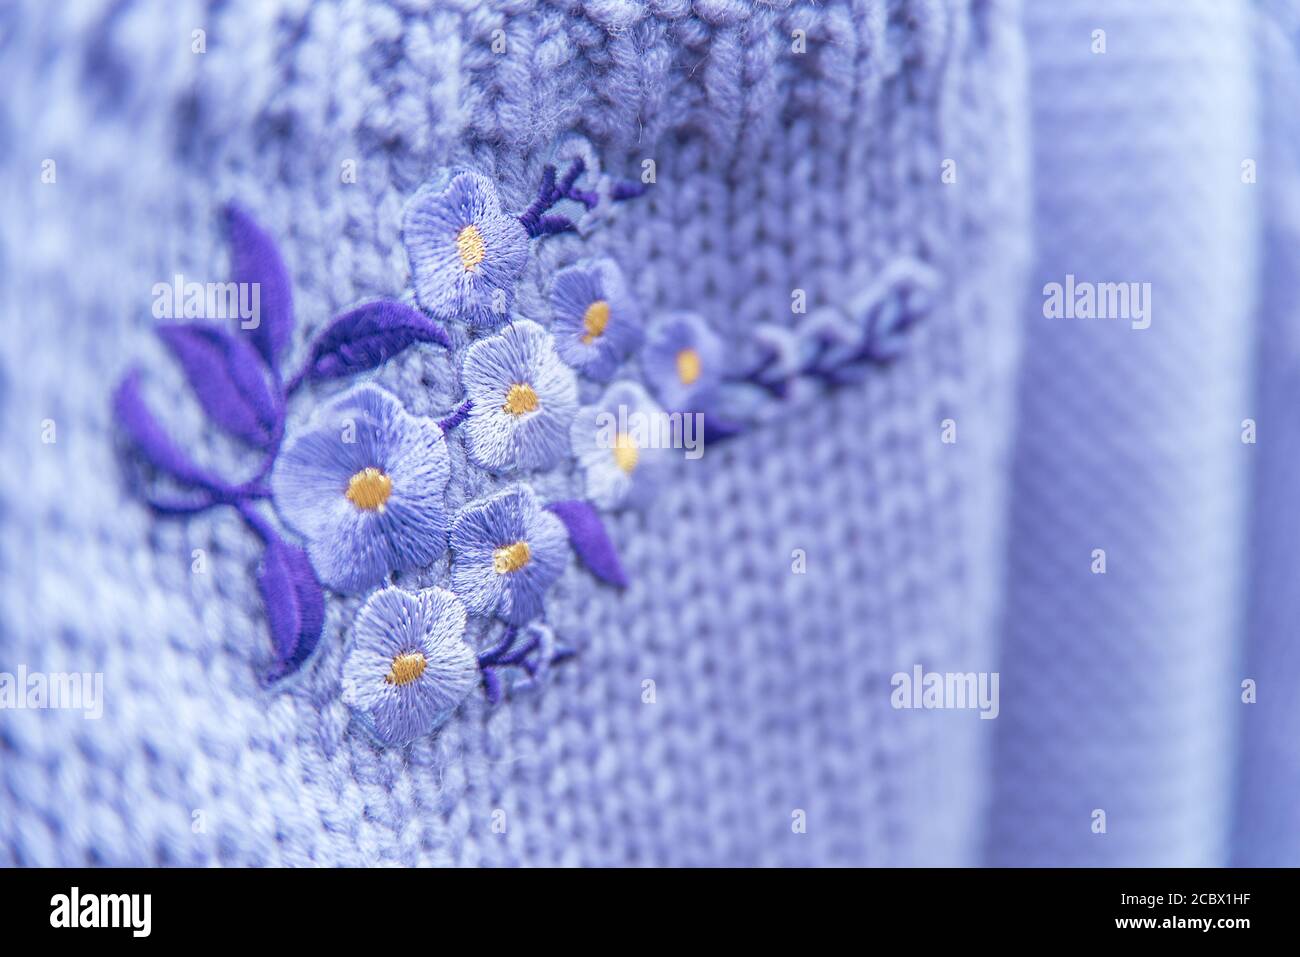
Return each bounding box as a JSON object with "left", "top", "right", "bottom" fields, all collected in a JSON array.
[
  {"left": 986, "top": 0, "right": 1257, "bottom": 866},
  {"left": 1233, "top": 0, "right": 1300, "bottom": 867}
]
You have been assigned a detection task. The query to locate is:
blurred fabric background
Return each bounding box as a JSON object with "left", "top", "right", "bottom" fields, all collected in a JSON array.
[{"left": 0, "top": 0, "right": 1297, "bottom": 866}]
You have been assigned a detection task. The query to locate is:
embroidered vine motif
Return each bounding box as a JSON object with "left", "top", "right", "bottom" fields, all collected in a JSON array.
[
  {"left": 113, "top": 206, "right": 450, "bottom": 684},
  {"left": 114, "top": 140, "right": 933, "bottom": 747}
]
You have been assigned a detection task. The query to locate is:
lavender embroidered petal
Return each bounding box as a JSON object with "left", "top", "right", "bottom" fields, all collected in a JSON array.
[
  {"left": 270, "top": 384, "right": 452, "bottom": 594},
  {"left": 403, "top": 171, "right": 529, "bottom": 329},
  {"left": 341, "top": 586, "right": 478, "bottom": 747},
  {"left": 641, "top": 311, "right": 724, "bottom": 413},
  {"left": 461, "top": 319, "right": 577, "bottom": 473},
  {"left": 570, "top": 381, "right": 672, "bottom": 510},
  {"left": 550, "top": 258, "right": 643, "bottom": 382},
  {"left": 450, "top": 485, "right": 568, "bottom": 625}
]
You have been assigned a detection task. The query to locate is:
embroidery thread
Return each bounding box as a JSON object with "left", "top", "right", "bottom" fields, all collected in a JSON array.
[
  {"left": 404, "top": 171, "right": 531, "bottom": 329},
  {"left": 113, "top": 205, "right": 454, "bottom": 683},
  {"left": 449, "top": 485, "right": 569, "bottom": 627},
  {"left": 460, "top": 319, "right": 578, "bottom": 473},
  {"left": 114, "top": 141, "right": 931, "bottom": 746},
  {"left": 270, "top": 384, "right": 452, "bottom": 595},
  {"left": 549, "top": 258, "right": 643, "bottom": 381},
  {"left": 341, "top": 586, "right": 478, "bottom": 747}
]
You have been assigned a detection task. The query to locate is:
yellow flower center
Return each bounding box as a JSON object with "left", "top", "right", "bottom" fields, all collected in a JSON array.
[
  {"left": 582, "top": 300, "right": 611, "bottom": 344},
  {"left": 345, "top": 467, "right": 393, "bottom": 511},
  {"left": 503, "top": 382, "right": 540, "bottom": 416},
  {"left": 612, "top": 432, "right": 639, "bottom": 474},
  {"left": 676, "top": 347, "right": 702, "bottom": 386},
  {"left": 456, "top": 224, "right": 486, "bottom": 270},
  {"left": 385, "top": 652, "right": 427, "bottom": 686},
  {"left": 493, "top": 541, "right": 532, "bottom": 574}
]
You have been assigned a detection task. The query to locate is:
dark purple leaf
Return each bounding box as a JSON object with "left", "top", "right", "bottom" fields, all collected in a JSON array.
[
  {"left": 703, "top": 414, "right": 744, "bottom": 440},
  {"left": 300, "top": 300, "right": 450, "bottom": 383},
  {"left": 112, "top": 370, "right": 225, "bottom": 490},
  {"left": 545, "top": 500, "right": 628, "bottom": 588},
  {"left": 224, "top": 203, "right": 294, "bottom": 370},
  {"left": 258, "top": 533, "right": 325, "bottom": 683},
  {"left": 157, "top": 323, "right": 280, "bottom": 449}
]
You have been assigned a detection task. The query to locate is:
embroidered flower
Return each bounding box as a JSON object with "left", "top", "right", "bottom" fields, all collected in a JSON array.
[
  {"left": 271, "top": 384, "right": 451, "bottom": 594},
  {"left": 403, "top": 171, "right": 529, "bottom": 329},
  {"left": 641, "top": 311, "right": 724, "bottom": 412},
  {"left": 549, "top": 258, "right": 643, "bottom": 381},
  {"left": 341, "top": 586, "right": 478, "bottom": 746},
  {"left": 571, "top": 381, "right": 672, "bottom": 510},
  {"left": 450, "top": 485, "right": 568, "bottom": 625},
  {"left": 461, "top": 319, "right": 578, "bottom": 472}
]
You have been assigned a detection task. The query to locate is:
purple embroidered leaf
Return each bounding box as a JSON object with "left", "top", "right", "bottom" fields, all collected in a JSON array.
[
  {"left": 157, "top": 323, "right": 280, "bottom": 449},
  {"left": 298, "top": 300, "right": 450, "bottom": 384},
  {"left": 112, "top": 370, "right": 226, "bottom": 491},
  {"left": 702, "top": 414, "right": 744, "bottom": 442},
  {"left": 224, "top": 203, "right": 294, "bottom": 370},
  {"left": 258, "top": 533, "right": 326, "bottom": 683},
  {"left": 545, "top": 500, "right": 628, "bottom": 588}
]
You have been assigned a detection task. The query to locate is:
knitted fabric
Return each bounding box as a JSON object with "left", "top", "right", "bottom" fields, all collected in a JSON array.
[
  {"left": 10, "top": 0, "right": 1299, "bottom": 870},
  {"left": 987, "top": 0, "right": 1257, "bottom": 866},
  {"left": 0, "top": 0, "right": 1027, "bottom": 866}
]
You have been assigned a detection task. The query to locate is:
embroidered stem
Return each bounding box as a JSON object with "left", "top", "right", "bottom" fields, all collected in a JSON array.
[
  {"left": 477, "top": 627, "right": 517, "bottom": 705},
  {"left": 283, "top": 367, "right": 307, "bottom": 398},
  {"left": 739, "top": 334, "right": 875, "bottom": 397},
  {"left": 610, "top": 179, "right": 647, "bottom": 201},
  {"left": 438, "top": 398, "right": 473, "bottom": 433},
  {"left": 518, "top": 158, "right": 598, "bottom": 238},
  {"left": 144, "top": 471, "right": 269, "bottom": 516},
  {"left": 482, "top": 668, "right": 503, "bottom": 705},
  {"left": 141, "top": 491, "right": 219, "bottom": 516},
  {"left": 236, "top": 500, "right": 277, "bottom": 544},
  {"left": 495, "top": 636, "right": 539, "bottom": 667},
  {"left": 237, "top": 479, "right": 273, "bottom": 499},
  {"left": 476, "top": 626, "right": 519, "bottom": 667},
  {"left": 476, "top": 625, "right": 575, "bottom": 702}
]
